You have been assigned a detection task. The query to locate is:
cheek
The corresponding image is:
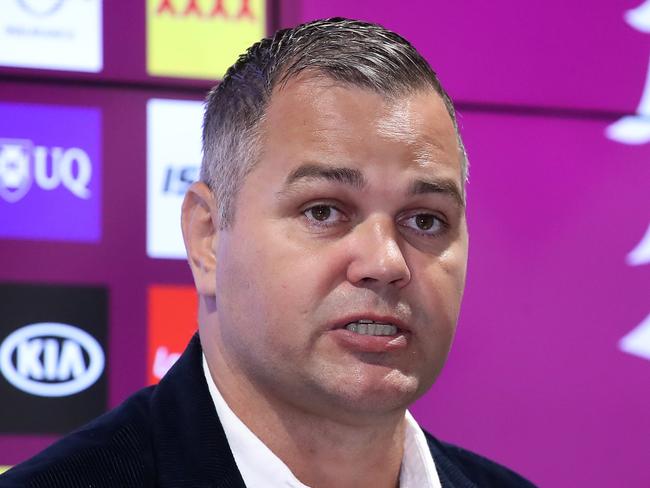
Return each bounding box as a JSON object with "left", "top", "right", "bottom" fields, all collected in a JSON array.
[
  {"left": 214, "top": 251, "right": 290, "bottom": 366},
  {"left": 264, "top": 225, "right": 350, "bottom": 310},
  {"left": 415, "top": 247, "right": 467, "bottom": 325},
  {"left": 215, "top": 234, "right": 270, "bottom": 323},
  {"left": 217, "top": 235, "right": 313, "bottom": 333},
  {"left": 439, "top": 233, "right": 469, "bottom": 298}
]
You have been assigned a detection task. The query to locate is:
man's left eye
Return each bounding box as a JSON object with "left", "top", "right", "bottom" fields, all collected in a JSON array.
[
  {"left": 400, "top": 213, "right": 445, "bottom": 235},
  {"left": 303, "top": 204, "right": 344, "bottom": 225}
]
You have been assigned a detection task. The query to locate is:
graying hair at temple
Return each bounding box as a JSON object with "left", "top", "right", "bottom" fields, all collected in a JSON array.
[{"left": 201, "top": 17, "right": 468, "bottom": 228}]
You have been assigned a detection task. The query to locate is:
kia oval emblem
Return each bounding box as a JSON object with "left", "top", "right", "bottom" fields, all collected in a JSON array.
[{"left": 0, "top": 323, "right": 105, "bottom": 397}]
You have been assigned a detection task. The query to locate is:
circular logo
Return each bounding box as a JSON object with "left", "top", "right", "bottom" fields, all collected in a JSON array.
[
  {"left": 17, "top": 0, "right": 65, "bottom": 17},
  {"left": 0, "top": 322, "right": 105, "bottom": 397}
]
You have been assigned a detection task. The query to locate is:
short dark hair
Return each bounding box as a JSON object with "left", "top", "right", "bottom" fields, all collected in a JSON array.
[{"left": 201, "top": 17, "right": 467, "bottom": 227}]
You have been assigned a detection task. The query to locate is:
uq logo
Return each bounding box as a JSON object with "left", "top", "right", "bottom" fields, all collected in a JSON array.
[
  {"left": 0, "top": 138, "right": 93, "bottom": 204},
  {"left": 0, "top": 323, "right": 105, "bottom": 397},
  {"left": 155, "top": 0, "right": 255, "bottom": 19}
]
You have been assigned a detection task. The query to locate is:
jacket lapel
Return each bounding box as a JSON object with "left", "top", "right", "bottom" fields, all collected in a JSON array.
[
  {"left": 150, "top": 333, "right": 247, "bottom": 488},
  {"left": 425, "top": 431, "right": 477, "bottom": 488},
  {"left": 150, "top": 333, "right": 480, "bottom": 488}
]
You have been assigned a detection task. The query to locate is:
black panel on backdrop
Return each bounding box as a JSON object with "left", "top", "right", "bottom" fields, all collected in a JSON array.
[{"left": 0, "top": 283, "right": 108, "bottom": 434}]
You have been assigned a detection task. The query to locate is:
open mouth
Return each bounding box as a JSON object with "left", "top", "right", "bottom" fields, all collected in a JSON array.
[
  {"left": 332, "top": 317, "right": 409, "bottom": 352},
  {"left": 344, "top": 319, "right": 399, "bottom": 336}
]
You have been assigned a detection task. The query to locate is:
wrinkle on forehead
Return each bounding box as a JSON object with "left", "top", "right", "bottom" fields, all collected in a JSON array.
[
  {"left": 374, "top": 96, "right": 452, "bottom": 168},
  {"left": 264, "top": 77, "right": 460, "bottom": 176},
  {"left": 375, "top": 98, "right": 419, "bottom": 142}
]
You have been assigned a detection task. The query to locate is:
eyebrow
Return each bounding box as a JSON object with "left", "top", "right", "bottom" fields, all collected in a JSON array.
[
  {"left": 410, "top": 179, "right": 465, "bottom": 208},
  {"left": 283, "top": 163, "right": 366, "bottom": 190},
  {"left": 280, "top": 162, "right": 464, "bottom": 207}
]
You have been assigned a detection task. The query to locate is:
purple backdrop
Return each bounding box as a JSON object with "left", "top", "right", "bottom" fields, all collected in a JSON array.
[
  {"left": 292, "top": 0, "right": 649, "bottom": 114},
  {"left": 412, "top": 111, "right": 650, "bottom": 486},
  {"left": 1, "top": 1, "right": 648, "bottom": 486}
]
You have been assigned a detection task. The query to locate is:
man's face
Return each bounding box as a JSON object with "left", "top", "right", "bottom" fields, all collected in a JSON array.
[{"left": 211, "top": 77, "right": 468, "bottom": 419}]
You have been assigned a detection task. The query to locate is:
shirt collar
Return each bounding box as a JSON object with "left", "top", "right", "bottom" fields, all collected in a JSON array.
[{"left": 202, "top": 354, "right": 441, "bottom": 488}]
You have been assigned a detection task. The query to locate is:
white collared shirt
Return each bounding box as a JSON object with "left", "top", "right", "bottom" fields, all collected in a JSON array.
[{"left": 202, "top": 355, "right": 441, "bottom": 487}]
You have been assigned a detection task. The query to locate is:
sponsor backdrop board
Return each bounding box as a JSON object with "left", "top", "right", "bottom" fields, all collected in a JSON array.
[
  {"left": 146, "top": 99, "right": 203, "bottom": 259},
  {"left": 0, "top": 0, "right": 644, "bottom": 114},
  {"left": 0, "top": 2, "right": 649, "bottom": 488},
  {"left": 0, "top": 284, "right": 108, "bottom": 434},
  {"left": 147, "top": 0, "right": 267, "bottom": 79},
  {"left": 0, "top": 102, "right": 102, "bottom": 242},
  {"left": 0, "top": 0, "right": 271, "bottom": 88},
  {"left": 0, "top": 81, "right": 199, "bottom": 465},
  {"left": 147, "top": 285, "right": 197, "bottom": 384},
  {"left": 0, "top": 0, "right": 103, "bottom": 72}
]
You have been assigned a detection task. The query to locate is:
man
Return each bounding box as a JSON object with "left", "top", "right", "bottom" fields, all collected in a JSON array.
[{"left": 1, "top": 18, "right": 535, "bottom": 487}]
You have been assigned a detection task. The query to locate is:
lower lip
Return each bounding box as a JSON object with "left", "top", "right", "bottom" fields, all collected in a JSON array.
[{"left": 328, "top": 328, "right": 409, "bottom": 353}]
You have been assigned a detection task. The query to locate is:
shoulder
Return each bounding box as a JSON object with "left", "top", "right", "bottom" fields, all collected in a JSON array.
[
  {"left": 423, "top": 431, "right": 537, "bottom": 487},
  {"left": 0, "top": 385, "right": 157, "bottom": 488}
]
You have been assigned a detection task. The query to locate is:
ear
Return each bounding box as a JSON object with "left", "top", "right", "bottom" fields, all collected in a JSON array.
[{"left": 181, "top": 182, "right": 218, "bottom": 297}]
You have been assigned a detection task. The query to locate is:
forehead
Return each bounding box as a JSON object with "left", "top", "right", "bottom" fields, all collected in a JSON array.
[{"left": 257, "top": 75, "right": 461, "bottom": 183}]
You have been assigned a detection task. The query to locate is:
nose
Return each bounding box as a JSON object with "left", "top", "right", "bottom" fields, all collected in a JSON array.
[{"left": 346, "top": 216, "right": 411, "bottom": 289}]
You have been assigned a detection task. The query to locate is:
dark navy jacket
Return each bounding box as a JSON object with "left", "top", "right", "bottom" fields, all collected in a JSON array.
[{"left": 0, "top": 334, "right": 536, "bottom": 487}]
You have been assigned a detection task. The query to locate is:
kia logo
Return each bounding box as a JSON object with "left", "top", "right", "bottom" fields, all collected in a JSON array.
[{"left": 0, "top": 323, "right": 105, "bottom": 397}]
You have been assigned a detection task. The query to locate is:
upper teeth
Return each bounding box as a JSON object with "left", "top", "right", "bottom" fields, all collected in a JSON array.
[{"left": 345, "top": 320, "right": 398, "bottom": 336}]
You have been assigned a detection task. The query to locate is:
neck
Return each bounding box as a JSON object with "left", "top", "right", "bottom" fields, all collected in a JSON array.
[
  {"left": 202, "top": 336, "right": 406, "bottom": 488},
  {"left": 247, "top": 399, "right": 405, "bottom": 488}
]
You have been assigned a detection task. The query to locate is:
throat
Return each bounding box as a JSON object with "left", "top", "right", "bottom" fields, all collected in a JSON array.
[{"left": 259, "top": 411, "right": 407, "bottom": 488}]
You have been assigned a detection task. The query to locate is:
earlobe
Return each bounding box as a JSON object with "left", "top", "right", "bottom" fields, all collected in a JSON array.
[{"left": 181, "top": 182, "right": 218, "bottom": 297}]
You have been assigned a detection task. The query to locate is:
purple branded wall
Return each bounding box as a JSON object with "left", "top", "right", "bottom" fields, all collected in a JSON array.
[{"left": 0, "top": 1, "right": 648, "bottom": 486}]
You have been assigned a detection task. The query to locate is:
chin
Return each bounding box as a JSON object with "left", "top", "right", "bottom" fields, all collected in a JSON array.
[{"left": 323, "top": 368, "right": 425, "bottom": 416}]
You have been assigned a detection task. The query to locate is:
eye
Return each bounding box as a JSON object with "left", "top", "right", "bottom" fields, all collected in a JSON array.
[
  {"left": 303, "top": 204, "right": 346, "bottom": 226},
  {"left": 399, "top": 212, "right": 446, "bottom": 236}
]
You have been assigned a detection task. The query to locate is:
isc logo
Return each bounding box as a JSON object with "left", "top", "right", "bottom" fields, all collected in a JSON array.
[
  {"left": 155, "top": 0, "right": 255, "bottom": 19},
  {"left": 0, "top": 138, "right": 93, "bottom": 203},
  {"left": 0, "top": 323, "right": 105, "bottom": 397},
  {"left": 163, "top": 164, "right": 197, "bottom": 195}
]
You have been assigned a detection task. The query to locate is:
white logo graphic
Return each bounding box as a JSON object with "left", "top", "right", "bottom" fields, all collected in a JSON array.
[
  {"left": 608, "top": 2, "right": 650, "bottom": 361},
  {"left": 0, "top": 323, "right": 105, "bottom": 397},
  {"left": 619, "top": 223, "right": 650, "bottom": 360},
  {"left": 627, "top": 222, "right": 650, "bottom": 266},
  {"left": 152, "top": 346, "right": 181, "bottom": 380},
  {"left": 18, "top": 0, "right": 65, "bottom": 16},
  {"left": 147, "top": 98, "right": 202, "bottom": 259},
  {"left": 620, "top": 313, "right": 650, "bottom": 360},
  {"left": 0, "top": 0, "right": 102, "bottom": 72},
  {"left": 0, "top": 138, "right": 93, "bottom": 203},
  {"left": 607, "top": 1, "right": 650, "bottom": 144},
  {"left": 0, "top": 140, "right": 32, "bottom": 203}
]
